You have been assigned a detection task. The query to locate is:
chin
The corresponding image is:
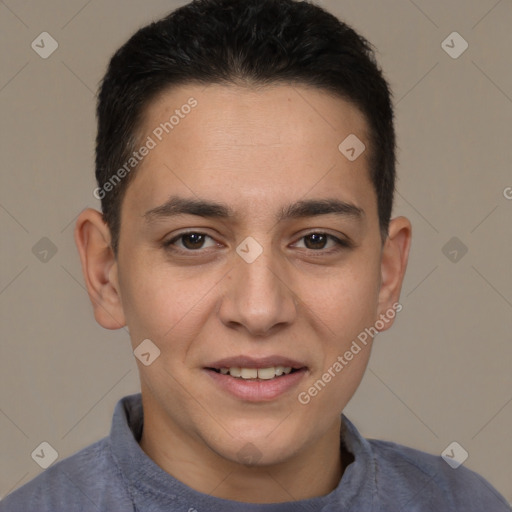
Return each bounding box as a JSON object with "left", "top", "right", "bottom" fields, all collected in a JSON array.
[{"left": 204, "top": 420, "right": 304, "bottom": 467}]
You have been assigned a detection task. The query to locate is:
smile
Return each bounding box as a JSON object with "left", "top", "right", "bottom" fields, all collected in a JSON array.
[
  {"left": 209, "top": 366, "right": 297, "bottom": 380},
  {"left": 204, "top": 359, "right": 308, "bottom": 401}
]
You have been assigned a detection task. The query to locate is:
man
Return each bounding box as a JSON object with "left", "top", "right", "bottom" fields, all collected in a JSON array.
[{"left": 1, "top": 0, "right": 509, "bottom": 510}]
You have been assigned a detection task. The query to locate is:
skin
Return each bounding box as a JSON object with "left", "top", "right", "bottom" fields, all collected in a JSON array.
[{"left": 75, "top": 83, "right": 412, "bottom": 503}]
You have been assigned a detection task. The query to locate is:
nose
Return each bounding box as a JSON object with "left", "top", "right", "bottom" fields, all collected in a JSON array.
[{"left": 218, "top": 244, "right": 297, "bottom": 337}]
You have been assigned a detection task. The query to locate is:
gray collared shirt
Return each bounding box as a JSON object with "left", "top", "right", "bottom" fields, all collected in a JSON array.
[{"left": 1, "top": 393, "right": 510, "bottom": 511}]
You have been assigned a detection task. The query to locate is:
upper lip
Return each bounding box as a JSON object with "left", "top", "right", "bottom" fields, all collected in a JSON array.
[{"left": 205, "top": 355, "right": 307, "bottom": 370}]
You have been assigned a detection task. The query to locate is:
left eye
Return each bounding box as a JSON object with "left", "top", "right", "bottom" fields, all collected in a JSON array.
[{"left": 293, "top": 233, "right": 346, "bottom": 251}]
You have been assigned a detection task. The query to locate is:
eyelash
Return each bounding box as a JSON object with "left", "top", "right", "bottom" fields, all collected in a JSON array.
[{"left": 163, "top": 231, "right": 352, "bottom": 255}]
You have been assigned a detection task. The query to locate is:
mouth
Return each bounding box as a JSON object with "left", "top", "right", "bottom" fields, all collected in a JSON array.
[
  {"left": 203, "top": 356, "right": 308, "bottom": 401},
  {"left": 206, "top": 366, "right": 303, "bottom": 380}
]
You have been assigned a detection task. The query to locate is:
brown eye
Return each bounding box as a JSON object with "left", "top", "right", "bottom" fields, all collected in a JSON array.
[
  {"left": 180, "top": 233, "right": 207, "bottom": 250},
  {"left": 165, "top": 232, "right": 217, "bottom": 251},
  {"left": 294, "top": 232, "right": 350, "bottom": 252},
  {"left": 303, "top": 233, "right": 329, "bottom": 250}
]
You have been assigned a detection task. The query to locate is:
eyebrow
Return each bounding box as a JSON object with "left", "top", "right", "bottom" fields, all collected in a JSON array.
[{"left": 143, "top": 195, "right": 365, "bottom": 223}]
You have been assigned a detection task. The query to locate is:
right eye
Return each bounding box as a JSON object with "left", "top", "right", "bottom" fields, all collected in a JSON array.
[{"left": 164, "top": 231, "right": 218, "bottom": 252}]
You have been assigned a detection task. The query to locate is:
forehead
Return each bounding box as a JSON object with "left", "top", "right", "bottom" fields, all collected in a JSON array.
[{"left": 125, "top": 83, "right": 376, "bottom": 221}]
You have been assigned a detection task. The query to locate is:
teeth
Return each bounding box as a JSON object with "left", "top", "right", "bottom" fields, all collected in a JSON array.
[
  {"left": 257, "top": 367, "right": 277, "bottom": 380},
  {"left": 217, "top": 366, "right": 294, "bottom": 379},
  {"left": 275, "top": 366, "right": 286, "bottom": 376},
  {"left": 240, "top": 368, "right": 258, "bottom": 379},
  {"left": 229, "top": 367, "right": 242, "bottom": 378}
]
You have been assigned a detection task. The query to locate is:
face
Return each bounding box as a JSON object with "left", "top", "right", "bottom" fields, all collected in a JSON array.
[{"left": 78, "top": 83, "right": 410, "bottom": 467}]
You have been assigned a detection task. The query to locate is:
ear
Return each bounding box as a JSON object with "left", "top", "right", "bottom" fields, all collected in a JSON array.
[
  {"left": 74, "top": 208, "right": 126, "bottom": 329},
  {"left": 376, "top": 216, "right": 412, "bottom": 331}
]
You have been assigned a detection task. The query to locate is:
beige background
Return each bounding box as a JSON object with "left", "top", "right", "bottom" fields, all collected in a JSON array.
[{"left": 1, "top": 0, "right": 511, "bottom": 504}]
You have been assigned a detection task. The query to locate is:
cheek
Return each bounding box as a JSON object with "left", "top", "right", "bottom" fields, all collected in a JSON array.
[
  {"left": 303, "top": 258, "right": 381, "bottom": 341},
  {"left": 118, "top": 257, "right": 222, "bottom": 345},
  {"left": 310, "top": 258, "right": 380, "bottom": 402}
]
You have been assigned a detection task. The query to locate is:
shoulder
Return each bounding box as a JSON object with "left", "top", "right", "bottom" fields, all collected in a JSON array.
[
  {"left": 0, "top": 437, "right": 133, "bottom": 512},
  {"left": 368, "top": 438, "right": 511, "bottom": 511}
]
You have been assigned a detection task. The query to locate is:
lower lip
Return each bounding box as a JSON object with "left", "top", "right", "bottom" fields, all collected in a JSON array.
[{"left": 204, "top": 368, "right": 307, "bottom": 402}]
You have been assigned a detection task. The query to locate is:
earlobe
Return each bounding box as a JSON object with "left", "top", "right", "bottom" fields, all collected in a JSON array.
[
  {"left": 377, "top": 216, "right": 412, "bottom": 330},
  {"left": 74, "top": 208, "right": 126, "bottom": 329}
]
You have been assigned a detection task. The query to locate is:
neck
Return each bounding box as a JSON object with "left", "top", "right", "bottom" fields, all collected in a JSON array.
[{"left": 138, "top": 399, "right": 349, "bottom": 503}]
